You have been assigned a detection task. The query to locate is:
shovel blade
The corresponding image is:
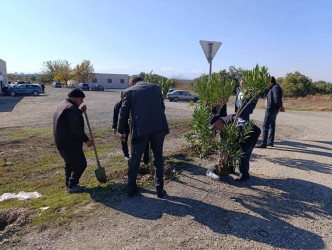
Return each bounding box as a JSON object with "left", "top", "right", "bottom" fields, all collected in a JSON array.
[{"left": 95, "top": 166, "right": 107, "bottom": 183}]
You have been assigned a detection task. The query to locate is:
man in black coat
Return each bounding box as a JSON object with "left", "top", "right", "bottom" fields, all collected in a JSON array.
[
  {"left": 256, "top": 76, "right": 285, "bottom": 148},
  {"left": 53, "top": 88, "right": 93, "bottom": 193},
  {"left": 118, "top": 76, "right": 169, "bottom": 198},
  {"left": 209, "top": 114, "right": 261, "bottom": 181}
]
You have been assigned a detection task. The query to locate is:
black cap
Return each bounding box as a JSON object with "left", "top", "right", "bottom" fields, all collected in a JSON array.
[
  {"left": 208, "top": 114, "right": 221, "bottom": 129},
  {"left": 68, "top": 88, "right": 85, "bottom": 98}
]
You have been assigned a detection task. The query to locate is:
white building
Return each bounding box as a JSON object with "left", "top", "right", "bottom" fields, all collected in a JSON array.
[
  {"left": 0, "top": 59, "right": 8, "bottom": 94},
  {"left": 68, "top": 73, "right": 129, "bottom": 89},
  {"left": 88, "top": 73, "right": 129, "bottom": 89}
]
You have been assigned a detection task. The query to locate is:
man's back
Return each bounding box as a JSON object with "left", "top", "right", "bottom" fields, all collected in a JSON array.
[{"left": 118, "top": 81, "right": 169, "bottom": 139}]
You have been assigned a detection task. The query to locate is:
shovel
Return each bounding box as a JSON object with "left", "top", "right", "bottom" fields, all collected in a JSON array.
[{"left": 83, "top": 110, "right": 107, "bottom": 183}]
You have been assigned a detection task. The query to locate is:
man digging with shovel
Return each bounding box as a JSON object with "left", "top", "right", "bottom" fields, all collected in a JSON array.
[{"left": 53, "top": 88, "right": 94, "bottom": 193}]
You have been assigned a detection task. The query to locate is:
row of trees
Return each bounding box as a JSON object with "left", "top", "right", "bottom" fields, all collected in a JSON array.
[
  {"left": 192, "top": 67, "right": 332, "bottom": 97},
  {"left": 277, "top": 72, "right": 332, "bottom": 97},
  {"left": 8, "top": 64, "right": 331, "bottom": 97},
  {"left": 7, "top": 60, "right": 95, "bottom": 86},
  {"left": 41, "top": 59, "right": 95, "bottom": 86}
]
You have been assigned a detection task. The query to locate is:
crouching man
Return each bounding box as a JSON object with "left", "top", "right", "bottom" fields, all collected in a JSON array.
[{"left": 209, "top": 114, "right": 261, "bottom": 181}]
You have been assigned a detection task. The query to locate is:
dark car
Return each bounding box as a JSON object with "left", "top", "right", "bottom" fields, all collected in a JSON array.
[
  {"left": 12, "top": 81, "right": 32, "bottom": 85},
  {"left": 8, "top": 84, "right": 43, "bottom": 96},
  {"left": 77, "top": 83, "right": 90, "bottom": 91},
  {"left": 90, "top": 84, "right": 104, "bottom": 91},
  {"left": 167, "top": 90, "right": 199, "bottom": 102},
  {"left": 52, "top": 82, "right": 62, "bottom": 88}
]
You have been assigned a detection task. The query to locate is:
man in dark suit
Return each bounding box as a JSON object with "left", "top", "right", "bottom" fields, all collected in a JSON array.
[{"left": 118, "top": 76, "right": 169, "bottom": 198}]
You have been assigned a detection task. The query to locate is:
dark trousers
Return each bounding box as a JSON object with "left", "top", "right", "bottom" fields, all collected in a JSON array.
[
  {"left": 261, "top": 109, "right": 279, "bottom": 145},
  {"left": 239, "top": 144, "right": 254, "bottom": 177},
  {"left": 122, "top": 133, "right": 149, "bottom": 162},
  {"left": 122, "top": 133, "right": 129, "bottom": 158},
  {"left": 59, "top": 148, "right": 87, "bottom": 188},
  {"left": 128, "top": 131, "right": 166, "bottom": 192}
]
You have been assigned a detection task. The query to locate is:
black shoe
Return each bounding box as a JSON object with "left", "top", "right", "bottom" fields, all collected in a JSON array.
[
  {"left": 255, "top": 143, "right": 267, "bottom": 148},
  {"left": 235, "top": 174, "right": 249, "bottom": 182},
  {"left": 157, "top": 189, "right": 167, "bottom": 198},
  {"left": 66, "top": 185, "right": 86, "bottom": 193},
  {"left": 267, "top": 143, "right": 274, "bottom": 147}
]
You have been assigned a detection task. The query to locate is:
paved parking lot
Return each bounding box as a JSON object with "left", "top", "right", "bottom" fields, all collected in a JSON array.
[{"left": 0, "top": 86, "right": 195, "bottom": 129}]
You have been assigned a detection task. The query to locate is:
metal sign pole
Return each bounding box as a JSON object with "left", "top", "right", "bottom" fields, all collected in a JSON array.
[
  {"left": 208, "top": 42, "right": 213, "bottom": 80},
  {"left": 200, "top": 40, "right": 222, "bottom": 80}
]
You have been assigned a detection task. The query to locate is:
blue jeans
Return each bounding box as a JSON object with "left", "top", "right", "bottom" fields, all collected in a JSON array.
[{"left": 261, "top": 109, "right": 279, "bottom": 145}]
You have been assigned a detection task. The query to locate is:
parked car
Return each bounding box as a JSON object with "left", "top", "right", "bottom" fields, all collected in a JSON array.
[
  {"left": 90, "top": 84, "right": 104, "bottom": 91},
  {"left": 13, "top": 81, "right": 32, "bottom": 85},
  {"left": 167, "top": 90, "right": 199, "bottom": 102},
  {"left": 8, "top": 84, "right": 43, "bottom": 96},
  {"left": 52, "top": 82, "right": 62, "bottom": 88},
  {"left": 77, "top": 83, "right": 90, "bottom": 91}
]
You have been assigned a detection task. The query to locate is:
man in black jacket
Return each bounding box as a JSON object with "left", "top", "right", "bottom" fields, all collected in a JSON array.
[
  {"left": 256, "top": 76, "right": 285, "bottom": 148},
  {"left": 209, "top": 114, "right": 261, "bottom": 181},
  {"left": 118, "top": 76, "right": 169, "bottom": 198},
  {"left": 53, "top": 88, "right": 93, "bottom": 193}
]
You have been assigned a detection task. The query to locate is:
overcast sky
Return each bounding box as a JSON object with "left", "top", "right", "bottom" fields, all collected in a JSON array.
[{"left": 1, "top": 0, "right": 331, "bottom": 82}]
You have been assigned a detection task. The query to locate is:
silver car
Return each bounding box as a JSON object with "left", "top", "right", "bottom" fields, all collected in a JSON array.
[{"left": 167, "top": 90, "right": 199, "bottom": 102}]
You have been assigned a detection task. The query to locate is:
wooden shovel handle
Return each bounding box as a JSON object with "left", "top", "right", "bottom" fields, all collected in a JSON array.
[{"left": 83, "top": 110, "right": 101, "bottom": 166}]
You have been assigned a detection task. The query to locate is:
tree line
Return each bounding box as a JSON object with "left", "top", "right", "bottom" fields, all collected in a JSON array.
[
  {"left": 7, "top": 63, "right": 331, "bottom": 97},
  {"left": 192, "top": 67, "right": 332, "bottom": 97},
  {"left": 8, "top": 59, "right": 95, "bottom": 86}
]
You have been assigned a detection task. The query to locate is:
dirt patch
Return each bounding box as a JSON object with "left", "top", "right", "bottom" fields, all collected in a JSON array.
[
  {"left": 0, "top": 209, "right": 34, "bottom": 244},
  {"left": 106, "top": 157, "right": 183, "bottom": 183}
]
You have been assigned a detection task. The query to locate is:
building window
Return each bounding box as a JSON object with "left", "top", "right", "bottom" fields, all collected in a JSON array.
[
  {"left": 92, "top": 78, "right": 97, "bottom": 83},
  {"left": 108, "top": 79, "right": 112, "bottom": 83},
  {"left": 120, "top": 79, "right": 125, "bottom": 83}
]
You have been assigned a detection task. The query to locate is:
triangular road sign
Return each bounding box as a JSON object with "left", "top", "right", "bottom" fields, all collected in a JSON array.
[{"left": 199, "top": 40, "right": 222, "bottom": 63}]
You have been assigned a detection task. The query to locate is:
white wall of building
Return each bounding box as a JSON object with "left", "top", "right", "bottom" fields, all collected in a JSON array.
[
  {"left": 0, "top": 59, "right": 8, "bottom": 94},
  {"left": 67, "top": 73, "right": 129, "bottom": 89},
  {"left": 88, "top": 73, "right": 129, "bottom": 89}
]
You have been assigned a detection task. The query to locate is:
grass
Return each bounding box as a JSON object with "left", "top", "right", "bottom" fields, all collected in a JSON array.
[
  {"left": 0, "top": 120, "right": 195, "bottom": 230},
  {"left": 0, "top": 125, "right": 129, "bottom": 228},
  {"left": 256, "top": 94, "right": 332, "bottom": 112}
]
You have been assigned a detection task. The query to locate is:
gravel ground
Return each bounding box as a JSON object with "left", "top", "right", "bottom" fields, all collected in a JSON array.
[{"left": 1, "top": 87, "right": 332, "bottom": 249}]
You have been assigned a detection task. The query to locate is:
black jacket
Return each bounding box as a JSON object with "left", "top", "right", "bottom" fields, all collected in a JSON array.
[
  {"left": 212, "top": 104, "right": 227, "bottom": 117},
  {"left": 112, "top": 100, "right": 129, "bottom": 133},
  {"left": 266, "top": 83, "right": 283, "bottom": 112},
  {"left": 53, "top": 99, "right": 89, "bottom": 151},
  {"left": 220, "top": 114, "right": 261, "bottom": 147},
  {"left": 118, "top": 82, "right": 169, "bottom": 139}
]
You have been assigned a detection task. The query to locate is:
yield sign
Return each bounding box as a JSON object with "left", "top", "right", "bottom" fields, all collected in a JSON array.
[{"left": 199, "top": 40, "right": 222, "bottom": 63}]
